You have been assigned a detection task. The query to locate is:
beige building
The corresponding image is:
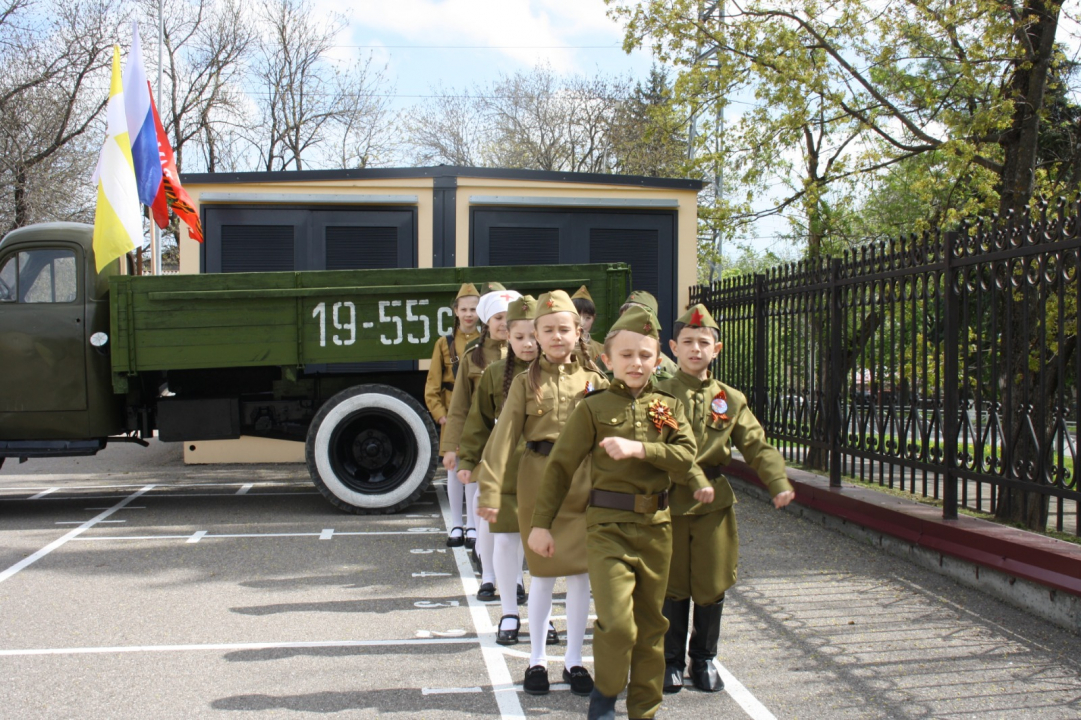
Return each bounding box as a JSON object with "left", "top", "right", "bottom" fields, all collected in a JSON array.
[{"left": 177, "top": 166, "right": 703, "bottom": 463}]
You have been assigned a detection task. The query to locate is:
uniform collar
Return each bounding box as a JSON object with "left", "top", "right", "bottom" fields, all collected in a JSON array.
[
  {"left": 608, "top": 377, "right": 654, "bottom": 399},
  {"left": 539, "top": 355, "right": 580, "bottom": 373},
  {"left": 459, "top": 327, "right": 480, "bottom": 340},
  {"left": 483, "top": 335, "right": 507, "bottom": 350},
  {"left": 675, "top": 368, "right": 712, "bottom": 390}
]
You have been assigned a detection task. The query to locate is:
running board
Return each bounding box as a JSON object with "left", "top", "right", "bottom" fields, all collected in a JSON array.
[{"left": 0, "top": 439, "right": 106, "bottom": 459}]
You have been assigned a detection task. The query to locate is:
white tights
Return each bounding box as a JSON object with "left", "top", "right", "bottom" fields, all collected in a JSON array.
[
  {"left": 528, "top": 572, "right": 590, "bottom": 670},
  {"left": 445, "top": 468, "right": 476, "bottom": 532},
  {"left": 468, "top": 486, "right": 495, "bottom": 584},
  {"left": 493, "top": 533, "right": 526, "bottom": 621}
]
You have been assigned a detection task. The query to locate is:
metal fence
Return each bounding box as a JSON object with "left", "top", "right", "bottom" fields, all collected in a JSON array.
[{"left": 690, "top": 200, "right": 1081, "bottom": 535}]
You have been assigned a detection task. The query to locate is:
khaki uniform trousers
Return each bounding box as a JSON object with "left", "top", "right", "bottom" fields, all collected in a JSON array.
[
  {"left": 588, "top": 521, "right": 672, "bottom": 720},
  {"left": 667, "top": 507, "right": 739, "bottom": 605}
]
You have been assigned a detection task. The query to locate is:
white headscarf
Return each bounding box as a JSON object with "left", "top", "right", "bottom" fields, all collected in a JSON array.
[{"left": 477, "top": 290, "right": 522, "bottom": 324}]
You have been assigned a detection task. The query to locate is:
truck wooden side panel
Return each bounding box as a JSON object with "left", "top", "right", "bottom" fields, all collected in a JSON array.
[{"left": 110, "top": 264, "right": 629, "bottom": 377}]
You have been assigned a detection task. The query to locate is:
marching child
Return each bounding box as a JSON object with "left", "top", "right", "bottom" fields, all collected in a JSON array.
[
  {"left": 529, "top": 305, "right": 713, "bottom": 720},
  {"left": 425, "top": 283, "right": 481, "bottom": 547},
  {"left": 441, "top": 288, "right": 518, "bottom": 569},
  {"left": 657, "top": 304, "right": 794, "bottom": 693},
  {"left": 457, "top": 296, "right": 538, "bottom": 622},
  {"left": 474, "top": 289, "right": 607, "bottom": 697},
  {"left": 571, "top": 285, "right": 605, "bottom": 366}
]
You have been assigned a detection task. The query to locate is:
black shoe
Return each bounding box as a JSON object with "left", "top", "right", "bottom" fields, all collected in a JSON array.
[
  {"left": 689, "top": 599, "right": 725, "bottom": 692},
  {"left": 523, "top": 665, "right": 549, "bottom": 695},
  {"left": 446, "top": 527, "right": 464, "bottom": 547},
  {"left": 546, "top": 622, "right": 560, "bottom": 646},
  {"left": 563, "top": 666, "right": 594, "bottom": 696},
  {"left": 586, "top": 688, "right": 617, "bottom": 720},
  {"left": 664, "top": 664, "right": 685, "bottom": 694},
  {"left": 464, "top": 527, "right": 477, "bottom": 549},
  {"left": 476, "top": 582, "right": 497, "bottom": 602},
  {"left": 495, "top": 615, "right": 520, "bottom": 646},
  {"left": 516, "top": 583, "right": 526, "bottom": 605}
]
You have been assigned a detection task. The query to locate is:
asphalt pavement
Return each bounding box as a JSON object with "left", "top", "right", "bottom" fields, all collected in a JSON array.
[{"left": 1, "top": 441, "right": 1079, "bottom": 718}]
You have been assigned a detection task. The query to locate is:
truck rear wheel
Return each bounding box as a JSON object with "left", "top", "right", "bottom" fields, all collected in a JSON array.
[{"left": 306, "top": 384, "right": 437, "bottom": 513}]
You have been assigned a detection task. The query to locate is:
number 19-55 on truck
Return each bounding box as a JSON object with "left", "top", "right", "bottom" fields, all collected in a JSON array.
[{"left": 0, "top": 222, "right": 630, "bottom": 512}]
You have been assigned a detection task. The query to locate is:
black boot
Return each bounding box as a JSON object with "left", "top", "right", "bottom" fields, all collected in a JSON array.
[
  {"left": 586, "top": 688, "right": 617, "bottom": 720},
  {"left": 662, "top": 598, "right": 690, "bottom": 693},
  {"left": 689, "top": 599, "right": 724, "bottom": 692}
]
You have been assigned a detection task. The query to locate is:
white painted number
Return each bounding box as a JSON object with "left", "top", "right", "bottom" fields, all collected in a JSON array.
[
  {"left": 312, "top": 302, "right": 327, "bottom": 347},
  {"left": 406, "top": 299, "right": 430, "bottom": 344},
  {"left": 415, "top": 600, "right": 460, "bottom": 608},
  {"left": 332, "top": 301, "right": 356, "bottom": 346},
  {"left": 379, "top": 300, "right": 404, "bottom": 345}
]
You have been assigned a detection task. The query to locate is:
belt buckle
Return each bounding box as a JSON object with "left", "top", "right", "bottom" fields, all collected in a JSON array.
[{"left": 634, "top": 494, "right": 657, "bottom": 514}]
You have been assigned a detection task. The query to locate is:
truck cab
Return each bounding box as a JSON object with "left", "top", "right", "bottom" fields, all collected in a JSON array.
[{"left": 0, "top": 223, "right": 124, "bottom": 449}]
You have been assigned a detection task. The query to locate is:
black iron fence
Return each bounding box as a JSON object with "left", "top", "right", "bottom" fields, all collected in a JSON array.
[{"left": 691, "top": 200, "right": 1081, "bottom": 535}]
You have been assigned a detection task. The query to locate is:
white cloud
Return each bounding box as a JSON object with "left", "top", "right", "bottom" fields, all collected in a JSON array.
[{"left": 343, "top": 0, "right": 626, "bottom": 72}]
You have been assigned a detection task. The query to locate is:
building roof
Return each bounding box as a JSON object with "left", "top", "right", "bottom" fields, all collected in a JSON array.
[{"left": 180, "top": 165, "right": 705, "bottom": 191}]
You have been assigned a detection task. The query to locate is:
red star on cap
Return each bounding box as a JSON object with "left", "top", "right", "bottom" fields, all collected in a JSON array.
[
  {"left": 643, "top": 321, "right": 653, "bottom": 333},
  {"left": 546, "top": 298, "right": 555, "bottom": 308},
  {"left": 690, "top": 308, "right": 705, "bottom": 326}
]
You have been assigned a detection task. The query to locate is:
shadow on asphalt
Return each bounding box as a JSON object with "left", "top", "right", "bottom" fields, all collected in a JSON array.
[{"left": 210, "top": 688, "right": 489, "bottom": 714}]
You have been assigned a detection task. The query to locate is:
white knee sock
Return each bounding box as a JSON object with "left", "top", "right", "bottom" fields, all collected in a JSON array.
[
  {"left": 493, "top": 532, "right": 521, "bottom": 618},
  {"left": 517, "top": 540, "right": 525, "bottom": 585},
  {"left": 563, "top": 572, "right": 591, "bottom": 670},
  {"left": 477, "top": 519, "right": 495, "bottom": 584},
  {"left": 446, "top": 469, "right": 466, "bottom": 529},
  {"left": 527, "top": 575, "right": 556, "bottom": 667},
  {"left": 464, "top": 482, "right": 478, "bottom": 531}
]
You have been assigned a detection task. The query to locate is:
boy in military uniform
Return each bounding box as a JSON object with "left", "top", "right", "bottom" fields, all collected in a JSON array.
[
  {"left": 620, "top": 290, "right": 679, "bottom": 378},
  {"left": 657, "top": 304, "right": 795, "bottom": 693},
  {"left": 529, "top": 306, "right": 714, "bottom": 720},
  {"left": 426, "top": 283, "right": 481, "bottom": 547}
]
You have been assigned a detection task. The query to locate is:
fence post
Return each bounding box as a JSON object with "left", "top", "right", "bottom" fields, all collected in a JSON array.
[
  {"left": 942, "top": 231, "right": 959, "bottom": 520},
  {"left": 753, "top": 274, "right": 767, "bottom": 421},
  {"left": 829, "top": 258, "right": 843, "bottom": 487}
]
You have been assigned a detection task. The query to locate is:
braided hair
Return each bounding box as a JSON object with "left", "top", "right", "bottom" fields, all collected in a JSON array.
[
  {"left": 574, "top": 333, "right": 601, "bottom": 374},
  {"left": 502, "top": 342, "right": 519, "bottom": 409},
  {"left": 470, "top": 324, "right": 491, "bottom": 369}
]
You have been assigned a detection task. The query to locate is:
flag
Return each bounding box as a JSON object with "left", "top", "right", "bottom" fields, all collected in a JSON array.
[
  {"left": 150, "top": 90, "right": 204, "bottom": 243},
  {"left": 92, "top": 46, "right": 142, "bottom": 273},
  {"left": 122, "top": 22, "right": 161, "bottom": 211}
]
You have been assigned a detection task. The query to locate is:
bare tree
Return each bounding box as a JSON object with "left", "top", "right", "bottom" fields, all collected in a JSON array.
[
  {"left": 0, "top": 0, "right": 123, "bottom": 230},
  {"left": 405, "top": 84, "right": 487, "bottom": 166},
  {"left": 331, "top": 53, "right": 396, "bottom": 169}
]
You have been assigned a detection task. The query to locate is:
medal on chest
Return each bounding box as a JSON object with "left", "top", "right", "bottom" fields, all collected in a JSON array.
[
  {"left": 711, "top": 390, "right": 730, "bottom": 423},
  {"left": 585, "top": 381, "right": 594, "bottom": 394},
  {"left": 647, "top": 398, "right": 679, "bottom": 431}
]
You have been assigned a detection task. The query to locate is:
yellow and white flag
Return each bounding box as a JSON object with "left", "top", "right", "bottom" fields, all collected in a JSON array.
[{"left": 92, "top": 46, "right": 142, "bottom": 273}]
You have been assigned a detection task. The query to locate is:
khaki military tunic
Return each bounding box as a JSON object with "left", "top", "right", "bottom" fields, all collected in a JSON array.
[
  {"left": 533, "top": 380, "right": 703, "bottom": 719},
  {"left": 424, "top": 328, "right": 480, "bottom": 445},
  {"left": 658, "top": 370, "right": 792, "bottom": 603},
  {"left": 472, "top": 357, "right": 607, "bottom": 577},
  {"left": 457, "top": 356, "right": 530, "bottom": 533},
  {"left": 438, "top": 336, "right": 505, "bottom": 455}
]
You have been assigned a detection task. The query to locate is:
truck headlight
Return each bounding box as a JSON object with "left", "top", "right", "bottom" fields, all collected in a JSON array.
[{"left": 90, "top": 332, "right": 109, "bottom": 347}]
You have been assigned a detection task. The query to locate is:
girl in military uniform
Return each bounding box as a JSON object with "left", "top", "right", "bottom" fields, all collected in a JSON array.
[
  {"left": 528, "top": 306, "right": 713, "bottom": 720},
  {"left": 474, "top": 289, "right": 607, "bottom": 698},
  {"left": 442, "top": 289, "right": 518, "bottom": 570},
  {"left": 457, "top": 296, "right": 538, "bottom": 625},
  {"left": 425, "top": 283, "right": 481, "bottom": 548},
  {"left": 658, "top": 304, "right": 794, "bottom": 694},
  {"left": 571, "top": 285, "right": 606, "bottom": 366}
]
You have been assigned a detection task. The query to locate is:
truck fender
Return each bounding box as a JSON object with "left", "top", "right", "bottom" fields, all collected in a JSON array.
[{"left": 306, "top": 384, "right": 437, "bottom": 513}]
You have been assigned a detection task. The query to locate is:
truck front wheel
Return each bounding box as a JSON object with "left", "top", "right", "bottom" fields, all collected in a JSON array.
[{"left": 306, "top": 384, "right": 437, "bottom": 513}]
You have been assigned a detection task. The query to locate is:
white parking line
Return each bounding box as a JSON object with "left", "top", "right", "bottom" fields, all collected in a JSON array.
[
  {"left": 0, "top": 637, "right": 475, "bottom": 657},
  {"left": 0, "top": 485, "right": 155, "bottom": 585},
  {"left": 236, "top": 484, "right": 253, "bottom": 495},
  {"left": 422, "top": 686, "right": 483, "bottom": 695},
  {"left": 436, "top": 481, "right": 524, "bottom": 719},
  {"left": 29, "top": 488, "right": 58, "bottom": 500},
  {"left": 56, "top": 520, "right": 125, "bottom": 525},
  {"left": 71, "top": 529, "right": 442, "bottom": 542},
  {"left": 716, "top": 659, "right": 777, "bottom": 720}
]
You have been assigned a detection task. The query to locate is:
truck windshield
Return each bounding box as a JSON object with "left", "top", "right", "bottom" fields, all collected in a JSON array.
[{"left": 0, "top": 249, "right": 77, "bottom": 304}]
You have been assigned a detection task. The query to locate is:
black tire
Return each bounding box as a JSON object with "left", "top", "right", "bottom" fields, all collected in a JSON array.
[{"left": 305, "top": 384, "right": 437, "bottom": 514}]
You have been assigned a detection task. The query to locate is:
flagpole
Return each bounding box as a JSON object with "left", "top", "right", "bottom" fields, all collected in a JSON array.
[{"left": 152, "top": 0, "right": 164, "bottom": 275}]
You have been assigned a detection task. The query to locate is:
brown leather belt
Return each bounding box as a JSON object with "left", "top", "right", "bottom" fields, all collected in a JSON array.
[
  {"left": 526, "top": 440, "right": 555, "bottom": 456},
  {"left": 590, "top": 489, "right": 669, "bottom": 513},
  {"left": 442, "top": 382, "right": 455, "bottom": 392},
  {"left": 702, "top": 465, "right": 724, "bottom": 481}
]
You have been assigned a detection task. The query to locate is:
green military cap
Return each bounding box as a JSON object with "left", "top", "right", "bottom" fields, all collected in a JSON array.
[
  {"left": 571, "top": 285, "right": 593, "bottom": 302},
  {"left": 623, "top": 289, "right": 659, "bottom": 316},
  {"left": 456, "top": 283, "right": 480, "bottom": 300},
  {"left": 608, "top": 304, "right": 659, "bottom": 340},
  {"left": 536, "top": 289, "right": 579, "bottom": 318},
  {"left": 508, "top": 295, "right": 537, "bottom": 323},
  {"left": 483, "top": 281, "right": 506, "bottom": 292},
  {"left": 676, "top": 303, "right": 719, "bottom": 330}
]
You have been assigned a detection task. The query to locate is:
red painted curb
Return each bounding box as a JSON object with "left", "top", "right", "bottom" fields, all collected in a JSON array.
[{"left": 727, "top": 459, "right": 1081, "bottom": 598}]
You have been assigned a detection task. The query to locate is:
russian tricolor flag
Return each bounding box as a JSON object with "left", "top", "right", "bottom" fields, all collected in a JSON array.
[{"left": 122, "top": 22, "right": 161, "bottom": 214}]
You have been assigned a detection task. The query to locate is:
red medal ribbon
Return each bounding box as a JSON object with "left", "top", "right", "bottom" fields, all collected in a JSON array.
[{"left": 647, "top": 398, "right": 679, "bottom": 431}]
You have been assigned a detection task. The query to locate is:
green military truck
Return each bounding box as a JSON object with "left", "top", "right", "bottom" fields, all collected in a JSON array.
[{"left": 0, "top": 222, "right": 629, "bottom": 512}]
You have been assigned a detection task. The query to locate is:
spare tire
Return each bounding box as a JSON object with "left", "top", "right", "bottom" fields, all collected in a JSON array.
[{"left": 306, "top": 384, "right": 437, "bottom": 513}]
